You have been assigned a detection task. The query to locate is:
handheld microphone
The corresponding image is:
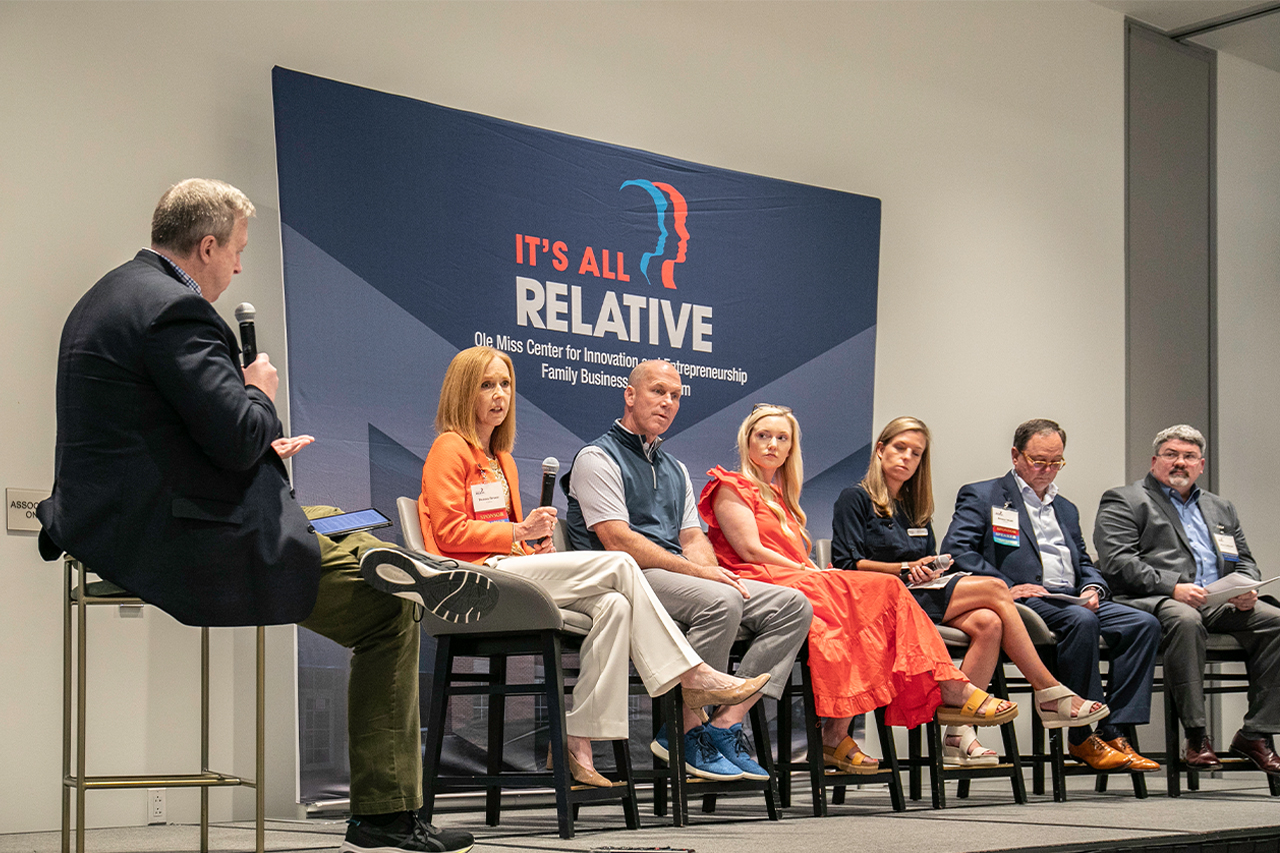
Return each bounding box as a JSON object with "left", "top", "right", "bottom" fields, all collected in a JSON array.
[
  {"left": 234, "top": 302, "right": 257, "bottom": 368},
  {"left": 539, "top": 457, "right": 560, "bottom": 507},
  {"left": 537, "top": 457, "right": 559, "bottom": 544},
  {"left": 901, "top": 554, "right": 952, "bottom": 583}
]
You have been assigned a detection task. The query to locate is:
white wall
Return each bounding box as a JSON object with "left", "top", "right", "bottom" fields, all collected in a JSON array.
[
  {"left": 0, "top": 0, "right": 1146, "bottom": 833},
  {"left": 1216, "top": 52, "right": 1280, "bottom": 577}
]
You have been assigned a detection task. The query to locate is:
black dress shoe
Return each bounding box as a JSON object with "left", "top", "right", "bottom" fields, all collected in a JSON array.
[
  {"left": 1229, "top": 731, "right": 1280, "bottom": 775},
  {"left": 1184, "top": 735, "right": 1223, "bottom": 770}
]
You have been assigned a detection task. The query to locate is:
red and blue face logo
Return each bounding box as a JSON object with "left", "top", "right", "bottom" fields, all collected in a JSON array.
[{"left": 620, "top": 179, "right": 689, "bottom": 290}]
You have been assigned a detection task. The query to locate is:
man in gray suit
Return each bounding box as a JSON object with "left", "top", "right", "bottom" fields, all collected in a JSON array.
[{"left": 1094, "top": 424, "right": 1280, "bottom": 774}]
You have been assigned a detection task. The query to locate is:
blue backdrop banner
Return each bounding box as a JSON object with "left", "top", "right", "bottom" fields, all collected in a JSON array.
[{"left": 272, "top": 66, "right": 880, "bottom": 803}]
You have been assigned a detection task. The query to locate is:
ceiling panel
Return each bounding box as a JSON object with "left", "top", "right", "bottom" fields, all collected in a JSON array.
[
  {"left": 1191, "top": 10, "right": 1280, "bottom": 71},
  {"left": 1094, "top": 0, "right": 1280, "bottom": 73}
]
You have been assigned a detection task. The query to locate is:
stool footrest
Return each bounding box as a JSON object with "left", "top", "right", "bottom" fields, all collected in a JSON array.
[{"left": 65, "top": 771, "right": 254, "bottom": 790}]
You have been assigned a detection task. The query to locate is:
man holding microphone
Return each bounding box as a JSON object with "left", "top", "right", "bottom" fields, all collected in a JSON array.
[{"left": 38, "top": 179, "right": 476, "bottom": 853}]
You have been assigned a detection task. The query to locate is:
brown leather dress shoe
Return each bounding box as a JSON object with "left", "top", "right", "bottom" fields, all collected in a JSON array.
[
  {"left": 1068, "top": 733, "right": 1133, "bottom": 770},
  {"left": 1229, "top": 731, "right": 1280, "bottom": 775},
  {"left": 1184, "top": 735, "right": 1223, "bottom": 770},
  {"left": 1104, "top": 736, "right": 1160, "bottom": 772}
]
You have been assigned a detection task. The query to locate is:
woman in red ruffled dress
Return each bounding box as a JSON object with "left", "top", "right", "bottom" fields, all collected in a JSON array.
[{"left": 698, "top": 405, "right": 1016, "bottom": 773}]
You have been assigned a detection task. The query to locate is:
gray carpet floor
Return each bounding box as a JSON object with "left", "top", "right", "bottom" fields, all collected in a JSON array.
[{"left": 4, "top": 774, "right": 1278, "bottom": 853}]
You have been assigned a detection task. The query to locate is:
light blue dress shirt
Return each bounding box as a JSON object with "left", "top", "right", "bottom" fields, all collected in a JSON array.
[{"left": 1162, "top": 484, "right": 1219, "bottom": 587}]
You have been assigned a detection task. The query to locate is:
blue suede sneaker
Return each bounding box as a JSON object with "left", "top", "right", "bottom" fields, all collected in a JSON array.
[
  {"left": 703, "top": 722, "right": 770, "bottom": 780},
  {"left": 651, "top": 723, "right": 745, "bottom": 780}
]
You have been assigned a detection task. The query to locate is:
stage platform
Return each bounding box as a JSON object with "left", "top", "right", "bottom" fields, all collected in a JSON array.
[{"left": 5, "top": 773, "right": 1278, "bottom": 853}]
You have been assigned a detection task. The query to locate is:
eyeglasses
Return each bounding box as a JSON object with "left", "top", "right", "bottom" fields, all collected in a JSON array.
[
  {"left": 1020, "top": 451, "right": 1066, "bottom": 471},
  {"left": 1157, "top": 451, "right": 1203, "bottom": 464},
  {"left": 752, "top": 403, "right": 793, "bottom": 414}
]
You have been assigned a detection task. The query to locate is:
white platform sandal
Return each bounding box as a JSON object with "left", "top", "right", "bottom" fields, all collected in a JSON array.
[
  {"left": 942, "top": 725, "right": 999, "bottom": 767},
  {"left": 1034, "top": 684, "right": 1109, "bottom": 729}
]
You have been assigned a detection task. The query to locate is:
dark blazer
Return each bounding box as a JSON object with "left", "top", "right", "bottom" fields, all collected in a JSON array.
[
  {"left": 941, "top": 471, "right": 1108, "bottom": 596},
  {"left": 37, "top": 251, "right": 320, "bottom": 626},
  {"left": 1093, "top": 472, "right": 1257, "bottom": 614}
]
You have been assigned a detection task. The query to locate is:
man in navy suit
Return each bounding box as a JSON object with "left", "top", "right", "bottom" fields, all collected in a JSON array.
[
  {"left": 37, "top": 180, "right": 320, "bottom": 626},
  {"left": 37, "top": 180, "right": 475, "bottom": 853},
  {"left": 942, "top": 419, "right": 1161, "bottom": 772}
]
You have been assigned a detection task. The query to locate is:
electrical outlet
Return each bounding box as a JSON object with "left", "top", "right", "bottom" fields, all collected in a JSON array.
[{"left": 148, "top": 788, "right": 165, "bottom": 824}]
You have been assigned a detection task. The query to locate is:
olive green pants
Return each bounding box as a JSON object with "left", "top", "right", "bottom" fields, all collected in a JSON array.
[{"left": 298, "top": 506, "right": 422, "bottom": 815}]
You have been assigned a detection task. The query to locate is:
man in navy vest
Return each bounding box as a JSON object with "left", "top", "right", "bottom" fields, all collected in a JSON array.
[{"left": 564, "top": 360, "right": 812, "bottom": 781}]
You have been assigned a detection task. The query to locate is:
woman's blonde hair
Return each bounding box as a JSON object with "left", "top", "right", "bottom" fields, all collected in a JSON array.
[
  {"left": 860, "top": 416, "right": 934, "bottom": 526},
  {"left": 735, "top": 404, "right": 810, "bottom": 552},
  {"left": 434, "top": 346, "right": 516, "bottom": 454}
]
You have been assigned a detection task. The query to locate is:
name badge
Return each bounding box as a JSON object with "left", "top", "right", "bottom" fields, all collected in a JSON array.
[
  {"left": 907, "top": 528, "right": 928, "bottom": 538},
  {"left": 1214, "top": 532, "right": 1240, "bottom": 561},
  {"left": 470, "top": 482, "right": 508, "bottom": 522},
  {"left": 992, "top": 507, "right": 1020, "bottom": 547}
]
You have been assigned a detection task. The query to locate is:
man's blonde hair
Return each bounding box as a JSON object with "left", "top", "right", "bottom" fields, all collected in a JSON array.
[{"left": 151, "top": 178, "right": 255, "bottom": 255}]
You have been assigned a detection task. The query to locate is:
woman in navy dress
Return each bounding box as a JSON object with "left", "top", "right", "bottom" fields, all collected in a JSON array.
[{"left": 833, "top": 416, "right": 1107, "bottom": 765}]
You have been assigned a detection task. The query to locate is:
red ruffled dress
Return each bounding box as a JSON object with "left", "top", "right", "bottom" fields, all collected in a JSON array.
[{"left": 699, "top": 467, "right": 964, "bottom": 727}]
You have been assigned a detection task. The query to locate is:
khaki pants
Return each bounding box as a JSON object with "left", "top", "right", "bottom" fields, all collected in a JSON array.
[{"left": 495, "top": 550, "right": 701, "bottom": 739}]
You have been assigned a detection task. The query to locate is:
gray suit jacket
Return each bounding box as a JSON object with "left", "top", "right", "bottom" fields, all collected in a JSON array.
[{"left": 1093, "top": 472, "right": 1258, "bottom": 614}]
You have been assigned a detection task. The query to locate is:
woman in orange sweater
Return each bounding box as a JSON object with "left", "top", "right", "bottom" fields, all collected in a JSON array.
[{"left": 417, "top": 347, "right": 766, "bottom": 786}]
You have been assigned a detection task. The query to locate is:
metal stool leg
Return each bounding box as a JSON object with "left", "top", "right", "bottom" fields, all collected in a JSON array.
[
  {"left": 201, "top": 628, "right": 210, "bottom": 853},
  {"left": 255, "top": 626, "right": 265, "bottom": 853},
  {"left": 62, "top": 560, "right": 73, "bottom": 853},
  {"left": 76, "top": 562, "right": 87, "bottom": 853},
  {"left": 61, "top": 556, "right": 267, "bottom": 853}
]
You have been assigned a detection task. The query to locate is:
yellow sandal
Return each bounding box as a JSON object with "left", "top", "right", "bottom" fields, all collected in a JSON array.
[
  {"left": 935, "top": 687, "right": 1018, "bottom": 727},
  {"left": 823, "top": 736, "right": 880, "bottom": 775}
]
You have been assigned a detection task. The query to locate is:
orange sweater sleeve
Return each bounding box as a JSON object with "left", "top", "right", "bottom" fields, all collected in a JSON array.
[{"left": 419, "top": 432, "right": 522, "bottom": 564}]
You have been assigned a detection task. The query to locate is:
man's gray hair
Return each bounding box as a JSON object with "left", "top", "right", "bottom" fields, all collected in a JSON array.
[
  {"left": 151, "top": 178, "right": 255, "bottom": 255},
  {"left": 1153, "top": 424, "right": 1206, "bottom": 455}
]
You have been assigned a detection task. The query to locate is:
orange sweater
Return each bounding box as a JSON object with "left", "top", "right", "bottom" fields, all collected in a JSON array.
[{"left": 418, "top": 431, "right": 531, "bottom": 563}]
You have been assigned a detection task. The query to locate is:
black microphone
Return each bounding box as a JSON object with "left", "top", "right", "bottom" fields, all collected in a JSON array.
[
  {"left": 537, "top": 457, "right": 559, "bottom": 544},
  {"left": 539, "top": 457, "right": 560, "bottom": 507},
  {"left": 234, "top": 302, "right": 257, "bottom": 368}
]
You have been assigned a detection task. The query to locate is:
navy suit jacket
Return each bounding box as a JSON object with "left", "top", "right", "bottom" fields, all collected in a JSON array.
[
  {"left": 37, "top": 251, "right": 321, "bottom": 626},
  {"left": 941, "top": 472, "right": 1108, "bottom": 596}
]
